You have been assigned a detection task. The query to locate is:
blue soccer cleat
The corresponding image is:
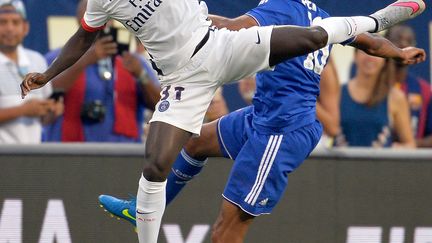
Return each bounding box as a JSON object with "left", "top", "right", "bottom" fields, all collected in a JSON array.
[{"left": 99, "top": 195, "right": 137, "bottom": 226}]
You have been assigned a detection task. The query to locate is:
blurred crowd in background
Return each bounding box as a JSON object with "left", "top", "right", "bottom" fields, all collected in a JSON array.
[{"left": 0, "top": 0, "right": 430, "bottom": 149}]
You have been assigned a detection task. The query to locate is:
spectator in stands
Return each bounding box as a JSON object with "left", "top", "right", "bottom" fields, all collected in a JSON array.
[
  {"left": 238, "top": 75, "right": 256, "bottom": 105},
  {"left": 337, "top": 49, "right": 415, "bottom": 148},
  {"left": 205, "top": 87, "right": 228, "bottom": 122},
  {"left": 316, "top": 59, "right": 341, "bottom": 146},
  {"left": 313, "top": 59, "right": 342, "bottom": 149},
  {"left": 43, "top": 0, "right": 160, "bottom": 142},
  {"left": 0, "top": 0, "right": 62, "bottom": 144},
  {"left": 385, "top": 24, "right": 432, "bottom": 147}
]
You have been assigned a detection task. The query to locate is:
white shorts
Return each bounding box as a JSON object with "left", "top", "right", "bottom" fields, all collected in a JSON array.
[{"left": 150, "top": 25, "right": 274, "bottom": 135}]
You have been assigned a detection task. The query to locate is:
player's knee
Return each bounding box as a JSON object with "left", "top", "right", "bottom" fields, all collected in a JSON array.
[
  {"left": 183, "top": 139, "right": 206, "bottom": 160},
  {"left": 142, "top": 152, "right": 170, "bottom": 182},
  {"left": 211, "top": 231, "right": 221, "bottom": 243},
  {"left": 210, "top": 222, "right": 224, "bottom": 243},
  {"left": 211, "top": 223, "right": 237, "bottom": 243},
  {"left": 308, "top": 26, "right": 328, "bottom": 49}
]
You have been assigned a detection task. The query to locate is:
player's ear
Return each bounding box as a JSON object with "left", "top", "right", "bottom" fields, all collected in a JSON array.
[{"left": 23, "top": 20, "right": 29, "bottom": 37}]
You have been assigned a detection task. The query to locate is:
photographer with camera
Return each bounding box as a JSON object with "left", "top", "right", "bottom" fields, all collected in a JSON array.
[{"left": 43, "top": 0, "right": 159, "bottom": 142}]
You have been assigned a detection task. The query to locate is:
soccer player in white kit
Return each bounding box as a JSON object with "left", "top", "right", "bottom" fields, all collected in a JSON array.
[{"left": 21, "top": 0, "right": 425, "bottom": 241}]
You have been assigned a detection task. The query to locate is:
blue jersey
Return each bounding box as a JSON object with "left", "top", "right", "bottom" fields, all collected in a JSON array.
[
  {"left": 339, "top": 85, "right": 392, "bottom": 147},
  {"left": 247, "top": 0, "right": 331, "bottom": 133}
]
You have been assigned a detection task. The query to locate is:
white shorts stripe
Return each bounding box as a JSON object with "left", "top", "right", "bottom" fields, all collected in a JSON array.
[
  {"left": 245, "top": 135, "right": 279, "bottom": 204},
  {"left": 180, "top": 149, "right": 207, "bottom": 167},
  {"left": 244, "top": 135, "right": 275, "bottom": 203},
  {"left": 250, "top": 135, "right": 283, "bottom": 205},
  {"left": 248, "top": 135, "right": 281, "bottom": 205}
]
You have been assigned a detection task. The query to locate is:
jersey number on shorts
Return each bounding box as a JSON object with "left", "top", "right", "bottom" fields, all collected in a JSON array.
[
  {"left": 161, "top": 85, "right": 185, "bottom": 101},
  {"left": 303, "top": 12, "right": 330, "bottom": 75}
]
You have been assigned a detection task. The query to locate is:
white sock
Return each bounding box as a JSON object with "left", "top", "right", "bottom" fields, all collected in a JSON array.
[
  {"left": 315, "top": 16, "right": 377, "bottom": 45},
  {"left": 136, "top": 174, "right": 167, "bottom": 243}
]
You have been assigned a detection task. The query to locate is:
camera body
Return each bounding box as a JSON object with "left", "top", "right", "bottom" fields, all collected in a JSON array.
[{"left": 80, "top": 100, "right": 106, "bottom": 123}]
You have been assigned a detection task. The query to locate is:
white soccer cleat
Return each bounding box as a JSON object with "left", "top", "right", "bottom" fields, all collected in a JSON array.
[{"left": 370, "top": 0, "right": 426, "bottom": 32}]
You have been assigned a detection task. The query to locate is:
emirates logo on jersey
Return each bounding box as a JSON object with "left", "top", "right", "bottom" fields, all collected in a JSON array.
[{"left": 125, "top": 0, "right": 163, "bottom": 32}]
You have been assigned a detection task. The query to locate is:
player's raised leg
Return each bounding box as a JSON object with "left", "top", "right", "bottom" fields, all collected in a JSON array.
[
  {"left": 136, "top": 122, "right": 192, "bottom": 243},
  {"left": 268, "top": 0, "right": 425, "bottom": 66},
  {"left": 99, "top": 119, "right": 223, "bottom": 227}
]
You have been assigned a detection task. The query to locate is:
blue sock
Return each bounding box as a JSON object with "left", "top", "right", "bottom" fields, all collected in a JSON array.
[{"left": 166, "top": 149, "right": 207, "bottom": 205}]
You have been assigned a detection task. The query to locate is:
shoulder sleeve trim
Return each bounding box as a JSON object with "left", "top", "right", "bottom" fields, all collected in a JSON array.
[{"left": 81, "top": 18, "right": 106, "bottom": 32}]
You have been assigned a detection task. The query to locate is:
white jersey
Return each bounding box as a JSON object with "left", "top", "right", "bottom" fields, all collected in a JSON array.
[
  {"left": 0, "top": 46, "right": 52, "bottom": 144},
  {"left": 83, "top": 0, "right": 211, "bottom": 75}
]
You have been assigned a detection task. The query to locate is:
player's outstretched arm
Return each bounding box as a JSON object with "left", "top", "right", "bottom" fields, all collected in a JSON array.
[
  {"left": 350, "top": 33, "right": 426, "bottom": 65},
  {"left": 208, "top": 14, "right": 257, "bottom": 31},
  {"left": 20, "top": 26, "right": 99, "bottom": 98}
]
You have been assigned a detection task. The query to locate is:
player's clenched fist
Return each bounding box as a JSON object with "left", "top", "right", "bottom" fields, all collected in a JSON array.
[
  {"left": 20, "top": 72, "right": 49, "bottom": 98},
  {"left": 399, "top": 47, "right": 426, "bottom": 65}
]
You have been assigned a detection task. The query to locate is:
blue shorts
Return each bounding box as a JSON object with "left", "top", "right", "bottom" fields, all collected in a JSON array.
[{"left": 216, "top": 106, "right": 322, "bottom": 216}]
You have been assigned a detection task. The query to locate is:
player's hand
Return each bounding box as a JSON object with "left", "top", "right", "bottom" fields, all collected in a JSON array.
[
  {"left": 398, "top": 47, "right": 426, "bottom": 65},
  {"left": 20, "top": 72, "right": 49, "bottom": 99}
]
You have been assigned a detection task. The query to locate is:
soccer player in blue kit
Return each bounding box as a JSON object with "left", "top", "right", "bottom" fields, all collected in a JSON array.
[{"left": 99, "top": 0, "right": 427, "bottom": 241}]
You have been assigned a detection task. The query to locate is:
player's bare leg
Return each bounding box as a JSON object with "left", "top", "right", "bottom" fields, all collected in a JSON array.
[
  {"left": 269, "top": 26, "right": 328, "bottom": 66},
  {"left": 143, "top": 122, "right": 192, "bottom": 181},
  {"left": 164, "top": 119, "right": 225, "bottom": 204},
  {"left": 98, "top": 119, "right": 224, "bottom": 228},
  {"left": 137, "top": 121, "right": 192, "bottom": 243},
  {"left": 211, "top": 200, "right": 255, "bottom": 243},
  {"left": 269, "top": 0, "right": 426, "bottom": 66},
  {"left": 184, "top": 118, "right": 224, "bottom": 160}
]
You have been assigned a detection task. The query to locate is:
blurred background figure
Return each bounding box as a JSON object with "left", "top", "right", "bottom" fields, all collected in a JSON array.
[
  {"left": 336, "top": 49, "right": 415, "bottom": 148},
  {"left": 205, "top": 87, "right": 228, "bottom": 122},
  {"left": 385, "top": 24, "right": 432, "bottom": 147},
  {"left": 42, "top": 0, "right": 160, "bottom": 143},
  {"left": 237, "top": 75, "right": 256, "bottom": 105},
  {"left": 315, "top": 59, "right": 341, "bottom": 148},
  {"left": 0, "top": 0, "right": 61, "bottom": 144}
]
